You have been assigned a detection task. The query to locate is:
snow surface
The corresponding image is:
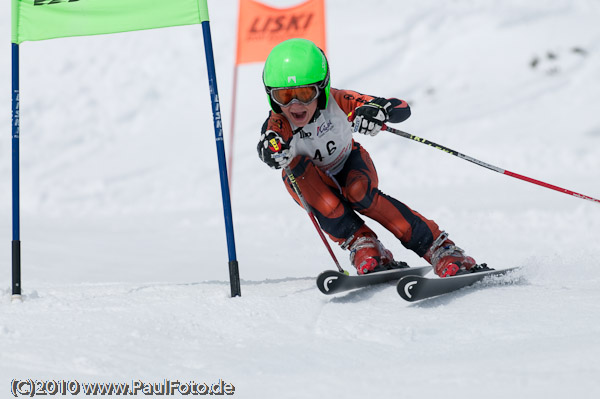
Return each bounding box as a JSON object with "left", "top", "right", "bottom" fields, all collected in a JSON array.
[{"left": 2, "top": 0, "right": 600, "bottom": 397}]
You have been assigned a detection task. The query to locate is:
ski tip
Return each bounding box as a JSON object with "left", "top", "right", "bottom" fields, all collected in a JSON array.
[
  {"left": 316, "top": 270, "right": 343, "bottom": 295},
  {"left": 397, "top": 276, "right": 422, "bottom": 302}
]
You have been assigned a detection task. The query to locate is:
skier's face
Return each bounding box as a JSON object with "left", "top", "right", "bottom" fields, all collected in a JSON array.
[{"left": 281, "top": 100, "right": 318, "bottom": 127}]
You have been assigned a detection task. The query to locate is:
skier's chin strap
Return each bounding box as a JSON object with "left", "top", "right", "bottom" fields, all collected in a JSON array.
[{"left": 309, "top": 109, "right": 321, "bottom": 124}]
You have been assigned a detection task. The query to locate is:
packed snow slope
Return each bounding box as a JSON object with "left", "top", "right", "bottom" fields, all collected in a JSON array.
[{"left": 1, "top": 0, "right": 600, "bottom": 398}]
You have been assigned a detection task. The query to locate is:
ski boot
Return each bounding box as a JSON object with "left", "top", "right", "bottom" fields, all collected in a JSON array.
[
  {"left": 424, "top": 232, "right": 477, "bottom": 278},
  {"left": 343, "top": 226, "right": 407, "bottom": 275}
]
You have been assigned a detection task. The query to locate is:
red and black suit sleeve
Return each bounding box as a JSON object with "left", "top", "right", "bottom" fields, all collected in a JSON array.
[
  {"left": 258, "top": 111, "right": 302, "bottom": 168},
  {"left": 260, "top": 111, "right": 294, "bottom": 142},
  {"left": 330, "top": 88, "right": 411, "bottom": 123}
]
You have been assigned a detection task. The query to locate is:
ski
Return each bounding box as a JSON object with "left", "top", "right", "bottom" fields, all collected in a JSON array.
[
  {"left": 397, "top": 267, "right": 520, "bottom": 302},
  {"left": 317, "top": 265, "right": 431, "bottom": 295}
]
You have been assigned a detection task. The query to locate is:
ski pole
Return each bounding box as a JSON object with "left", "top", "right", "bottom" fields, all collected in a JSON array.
[
  {"left": 383, "top": 125, "right": 600, "bottom": 205},
  {"left": 284, "top": 166, "right": 347, "bottom": 274}
]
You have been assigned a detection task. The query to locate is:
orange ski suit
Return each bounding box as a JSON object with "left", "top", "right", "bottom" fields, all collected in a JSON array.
[{"left": 260, "top": 88, "right": 443, "bottom": 257}]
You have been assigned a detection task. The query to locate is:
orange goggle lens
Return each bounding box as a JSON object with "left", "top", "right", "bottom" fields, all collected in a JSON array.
[{"left": 271, "top": 85, "right": 319, "bottom": 106}]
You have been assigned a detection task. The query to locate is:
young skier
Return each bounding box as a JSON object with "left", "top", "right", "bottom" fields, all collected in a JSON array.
[{"left": 257, "top": 38, "right": 479, "bottom": 277}]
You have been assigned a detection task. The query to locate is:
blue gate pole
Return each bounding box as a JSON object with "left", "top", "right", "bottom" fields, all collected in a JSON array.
[
  {"left": 200, "top": 21, "right": 241, "bottom": 297},
  {"left": 11, "top": 43, "right": 22, "bottom": 299}
]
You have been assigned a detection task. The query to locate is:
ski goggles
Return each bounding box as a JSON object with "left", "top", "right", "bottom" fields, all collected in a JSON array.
[{"left": 270, "top": 84, "right": 320, "bottom": 107}]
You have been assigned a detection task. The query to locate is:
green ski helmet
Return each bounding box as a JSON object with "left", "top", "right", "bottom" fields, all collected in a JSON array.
[{"left": 263, "top": 38, "right": 330, "bottom": 114}]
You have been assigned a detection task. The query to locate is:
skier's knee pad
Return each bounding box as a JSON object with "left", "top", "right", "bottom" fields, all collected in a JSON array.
[
  {"left": 345, "top": 173, "right": 376, "bottom": 211},
  {"left": 282, "top": 159, "right": 345, "bottom": 219}
]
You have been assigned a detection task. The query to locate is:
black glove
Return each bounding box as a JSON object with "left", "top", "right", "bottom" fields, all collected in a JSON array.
[
  {"left": 257, "top": 130, "right": 294, "bottom": 169},
  {"left": 351, "top": 97, "right": 392, "bottom": 136}
]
